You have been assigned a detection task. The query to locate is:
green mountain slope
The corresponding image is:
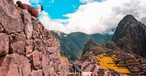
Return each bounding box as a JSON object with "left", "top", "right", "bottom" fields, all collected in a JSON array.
[{"left": 51, "top": 31, "right": 112, "bottom": 60}]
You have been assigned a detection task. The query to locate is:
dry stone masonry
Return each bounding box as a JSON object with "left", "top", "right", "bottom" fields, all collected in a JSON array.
[{"left": 0, "top": 0, "right": 68, "bottom": 76}]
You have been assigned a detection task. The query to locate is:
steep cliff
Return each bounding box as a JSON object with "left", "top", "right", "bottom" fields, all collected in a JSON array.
[
  {"left": 0, "top": 0, "right": 68, "bottom": 76},
  {"left": 110, "top": 15, "right": 146, "bottom": 57}
]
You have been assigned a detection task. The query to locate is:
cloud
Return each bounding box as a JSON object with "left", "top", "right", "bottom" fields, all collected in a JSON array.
[
  {"left": 141, "top": 17, "right": 146, "bottom": 25},
  {"left": 39, "top": 11, "right": 69, "bottom": 33},
  {"left": 80, "top": 0, "right": 96, "bottom": 3},
  {"left": 80, "top": 0, "right": 105, "bottom": 3},
  {"left": 39, "top": 0, "right": 146, "bottom": 34}
]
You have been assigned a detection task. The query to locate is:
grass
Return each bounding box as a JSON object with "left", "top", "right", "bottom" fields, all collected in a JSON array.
[
  {"left": 96, "top": 54, "right": 130, "bottom": 76},
  {"left": 60, "top": 56, "right": 68, "bottom": 62}
]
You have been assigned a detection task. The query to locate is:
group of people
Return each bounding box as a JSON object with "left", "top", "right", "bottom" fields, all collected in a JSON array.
[{"left": 69, "top": 64, "right": 82, "bottom": 76}]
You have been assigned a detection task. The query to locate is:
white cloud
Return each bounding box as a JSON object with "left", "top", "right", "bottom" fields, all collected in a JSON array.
[
  {"left": 80, "top": 0, "right": 96, "bottom": 3},
  {"left": 39, "top": 11, "right": 69, "bottom": 33},
  {"left": 80, "top": 0, "right": 105, "bottom": 3},
  {"left": 39, "top": 0, "right": 146, "bottom": 34}
]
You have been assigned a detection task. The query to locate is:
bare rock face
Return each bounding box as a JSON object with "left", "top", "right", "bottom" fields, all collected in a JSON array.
[
  {"left": 0, "top": 0, "right": 24, "bottom": 34},
  {"left": 0, "top": 33, "right": 9, "bottom": 56},
  {"left": 0, "top": 0, "right": 68, "bottom": 76},
  {"left": 110, "top": 15, "right": 146, "bottom": 58}
]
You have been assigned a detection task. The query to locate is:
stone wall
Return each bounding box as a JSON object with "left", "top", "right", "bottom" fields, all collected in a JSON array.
[{"left": 0, "top": 0, "right": 68, "bottom": 76}]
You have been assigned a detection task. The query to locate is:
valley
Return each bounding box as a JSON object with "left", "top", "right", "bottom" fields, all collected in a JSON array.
[
  {"left": 67, "top": 15, "right": 146, "bottom": 76},
  {"left": 0, "top": 0, "right": 146, "bottom": 76}
]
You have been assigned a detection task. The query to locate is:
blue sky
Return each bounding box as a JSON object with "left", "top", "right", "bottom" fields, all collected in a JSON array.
[
  {"left": 14, "top": 0, "right": 146, "bottom": 34},
  {"left": 30, "top": 0, "right": 103, "bottom": 19},
  {"left": 43, "top": 0, "right": 80, "bottom": 19}
]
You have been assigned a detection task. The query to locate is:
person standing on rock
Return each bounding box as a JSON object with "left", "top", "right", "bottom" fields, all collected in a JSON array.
[
  {"left": 16, "top": 1, "right": 43, "bottom": 18},
  {"left": 75, "top": 64, "right": 81, "bottom": 75},
  {"left": 72, "top": 64, "right": 76, "bottom": 73}
]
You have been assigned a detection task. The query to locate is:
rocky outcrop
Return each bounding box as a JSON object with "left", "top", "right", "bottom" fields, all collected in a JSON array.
[
  {"left": 82, "top": 39, "right": 108, "bottom": 56},
  {"left": 109, "top": 15, "right": 146, "bottom": 58},
  {"left": 0, "top": 0, "right": 68, "bottom": 76},
  {"left": 106, "top": 41, "right": 120, "bottom": 51},
  {"left": 81, "top": 39, "right": 109, "bottom": 61},
  {"left": 82, "top": 39, "right": 99, "bottom": 56}
]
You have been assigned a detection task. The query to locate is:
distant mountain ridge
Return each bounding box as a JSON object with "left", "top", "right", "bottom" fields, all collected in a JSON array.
[
  {"left": 51, "top": 31, "right": 112, "bottom": 60},
  {"left": 52, "top": 14, "right": 146, "bottom": 60}
]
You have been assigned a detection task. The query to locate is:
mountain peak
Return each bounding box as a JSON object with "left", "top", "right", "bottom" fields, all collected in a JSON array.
[
  {"left": 111, "top": 14, "right": 146, "bottom": 58},
  {"left": 82, "top": 39, "right": 99, "bottom": 55},
  {"left": 123, "top": 14, "right": 135, "bottom": 19},
  {"left": 121, "top": 14, "right": 138, "bottom": 24},
  {"left": 86, "top": 39, "right": 99, "bottom": 47},
  {"left": 112, "top": 14, "right": 141, "bottom": 43}
]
